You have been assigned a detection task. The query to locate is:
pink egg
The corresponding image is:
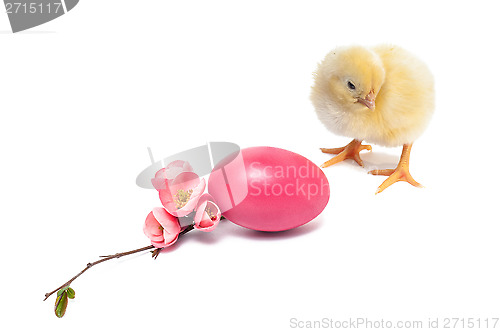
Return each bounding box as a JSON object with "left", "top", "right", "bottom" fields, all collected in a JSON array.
[{"left": 208, "top": 146, "right": 330, "bottom": 232}]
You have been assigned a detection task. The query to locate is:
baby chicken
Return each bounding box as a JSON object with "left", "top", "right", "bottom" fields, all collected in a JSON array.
[{"left": 311, "top": 45, "right": 434, "bottom": 194}]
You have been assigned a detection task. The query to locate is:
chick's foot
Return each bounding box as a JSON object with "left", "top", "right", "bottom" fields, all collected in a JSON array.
[
  {"left": 369, "top": 143, "right": 422, "bottom": 194},
  {"left": 320, "top": 139, "right": 372, "bottom": 168}
]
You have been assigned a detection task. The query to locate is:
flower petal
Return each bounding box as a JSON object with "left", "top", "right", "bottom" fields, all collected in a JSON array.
[
  {"left": 148, "top": 233, "right": 165, "bottom": 242},
  {"left": 144, "top": 211, "right": 163, "bottom": 237},
  {"left": 160, "top": 176, "right": 206, "bottom": 217},
  {"left": 194, "top": 194, "right": 221, "bottom": 232},
  {"left": 152, "top": 208, "right": 180, "bottom": 231},
  {"left": 151, "top": 168, "right": 169, "bottom": 191},
  {"left": 162, "top": 230, "right": 179, "bottom": 247},
  {"left": 150, "top": 240, "right": 168, "bottom": 248},
  {"left": 194, "top": 204, "right": 208, "bottom": 226},
  {"left": 159, "top": 188, "right": 175, "bottom": 206},
  {"left": 151, "top": 161, "right": 194, "bottom": 191},
  {"left": 191, "top": 178, "right": 206, "bottom": 201},
  {"left": 144, "top": 208, "right": 182, "bottom": 247},
  {"left": 174, "top": 178, "right": 206, "bottom": 214},
  {"left": 164, "top": 160, "right": 193, "bottom": 180},
  {"left": 169, "top": 172, "right": 201, "bottom": 193}
]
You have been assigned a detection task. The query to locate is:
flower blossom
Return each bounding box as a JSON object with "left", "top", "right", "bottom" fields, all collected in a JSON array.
[
  {"left": 194, "top": 194, "right": 221, "bottom": 232},
  {"left": 143, "top": 207, "right": 181, "bottom": 248},
  {"left": 152, "top": 160, "right": 193, "bottom": 191}
]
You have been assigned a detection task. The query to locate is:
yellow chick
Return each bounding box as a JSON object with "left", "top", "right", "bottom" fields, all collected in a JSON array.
[{"left": 310, "top": 45, "right": 434, "bottom": 194}]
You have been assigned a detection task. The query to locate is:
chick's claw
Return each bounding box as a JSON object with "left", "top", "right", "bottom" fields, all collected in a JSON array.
[
  {"left": 371, "top": 167, "right": 422, "bottom": 194},
  {"left": 369, "top": 169, "right": 395, "bottom": 176},
  {"left": 369, "top": 143, "right": 423, "bottom": 194},
  {"left": 320, "top": 139, "right": 372, "bottom": 168},
  {"left": 320, "top": 147, "right": 347, "bottom": 155}
]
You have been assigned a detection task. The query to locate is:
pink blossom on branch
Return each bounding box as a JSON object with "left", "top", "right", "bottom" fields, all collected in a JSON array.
[
  {"left": 159, "top": 171, "right": 206, "bottom": 217},
  {"left": 194, "top": 194, "right": 221, "bottom": 232},
  {"left": 143, "top": 208, "right": 181, "bottom": 248},
  {"left": 151, "top": 160, "right": 193, "bottom": 191}
]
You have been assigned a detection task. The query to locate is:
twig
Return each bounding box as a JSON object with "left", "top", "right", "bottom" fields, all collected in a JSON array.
[
  {"left": 43, "top": 223, "right": 199, "bottom": 302},
  {"left": 180, "top": 223, "right": 195, "bottom": 236},
  {"left": 43, "top": 244, "right": 154, "bottom": 301},
  {"left": 151, "top": 224, "right": 195, "bottom": 259}
]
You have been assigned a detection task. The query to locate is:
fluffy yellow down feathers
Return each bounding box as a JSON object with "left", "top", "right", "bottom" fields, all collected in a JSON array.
[{"left": 311, "top": 45, "right": 434, "bottom": 194}]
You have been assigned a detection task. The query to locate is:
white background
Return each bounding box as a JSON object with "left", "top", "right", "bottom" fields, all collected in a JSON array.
[{"left": 1, "top": 1, "right": 499, "bottom": 331}]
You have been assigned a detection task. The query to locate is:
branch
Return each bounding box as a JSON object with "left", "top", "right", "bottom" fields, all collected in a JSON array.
[
  {"left": 151, "top": 224, "right": 195, "bottom": 259},
  {"left": 43, "top": 244, "right": 154, "bottom": 301},
  {"left": 43, "top": 224, "right": 198, "bottom": 302}
]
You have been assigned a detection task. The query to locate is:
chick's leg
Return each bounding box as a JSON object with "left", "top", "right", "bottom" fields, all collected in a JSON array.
[
  {"left": 369, "top": 143, "right": 422, "bottom": 194},
  {"left": 320, "top": 139, "right": 372, "bottom": 168}
]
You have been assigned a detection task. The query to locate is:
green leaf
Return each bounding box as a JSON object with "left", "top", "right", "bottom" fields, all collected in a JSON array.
[
  {"left": 56, "top": 286, "right": 69, "bottom": 297},
  {"left": 54, "top": 292, "right": 68, "bottom": 318},
  {"left": 66, "top": 287, "right": 75, "bottom": 299}
]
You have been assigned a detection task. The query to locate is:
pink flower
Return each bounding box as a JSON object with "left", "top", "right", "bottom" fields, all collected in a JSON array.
[
  {"left": 143, "top": 208, "right": 181, "bottom": 248},
  {"left": 152, "top": 160, "right": 193, "bottom": 191},
  {"left": 194, "top": 194, "right": 221, "bottom": 232},
  {"left": 159, "top": 172, "right": 206, "bottom": 217}
]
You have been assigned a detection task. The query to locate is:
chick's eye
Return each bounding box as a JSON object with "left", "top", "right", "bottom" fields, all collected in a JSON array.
[{"left": 347, "top": 81, "right": 356, "bottom": 90}]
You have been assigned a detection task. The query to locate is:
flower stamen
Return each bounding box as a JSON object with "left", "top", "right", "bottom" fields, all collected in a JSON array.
[
  {"left": 206, "top": 206, "right": 217, "bottom": 221},
  {"left": 174, "top": 189, "right": 193, "bottom": 209}
]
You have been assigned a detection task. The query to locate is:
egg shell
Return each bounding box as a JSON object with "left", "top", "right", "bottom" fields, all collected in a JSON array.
[{"left": 208, "top": 146, "right": 330, "bottom": 232}]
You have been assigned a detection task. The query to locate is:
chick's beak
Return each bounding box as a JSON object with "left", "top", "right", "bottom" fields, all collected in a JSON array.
[{"left": 358, "top": 90, "right": 376, "bottom": 110}]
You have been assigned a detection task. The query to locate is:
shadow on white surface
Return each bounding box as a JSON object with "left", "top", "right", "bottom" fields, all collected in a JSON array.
[
  {"left": 317, "top": 149, "right": 401, "bottom": 174},
  {"left": 152, "top": 214, "right": 326, "bottom": 258},
  {"left": 362, "top": 151, "right": 401, "bottom": 173},
  {"left": 222, "top": 214, "right": 325, "bottom": 240}
]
